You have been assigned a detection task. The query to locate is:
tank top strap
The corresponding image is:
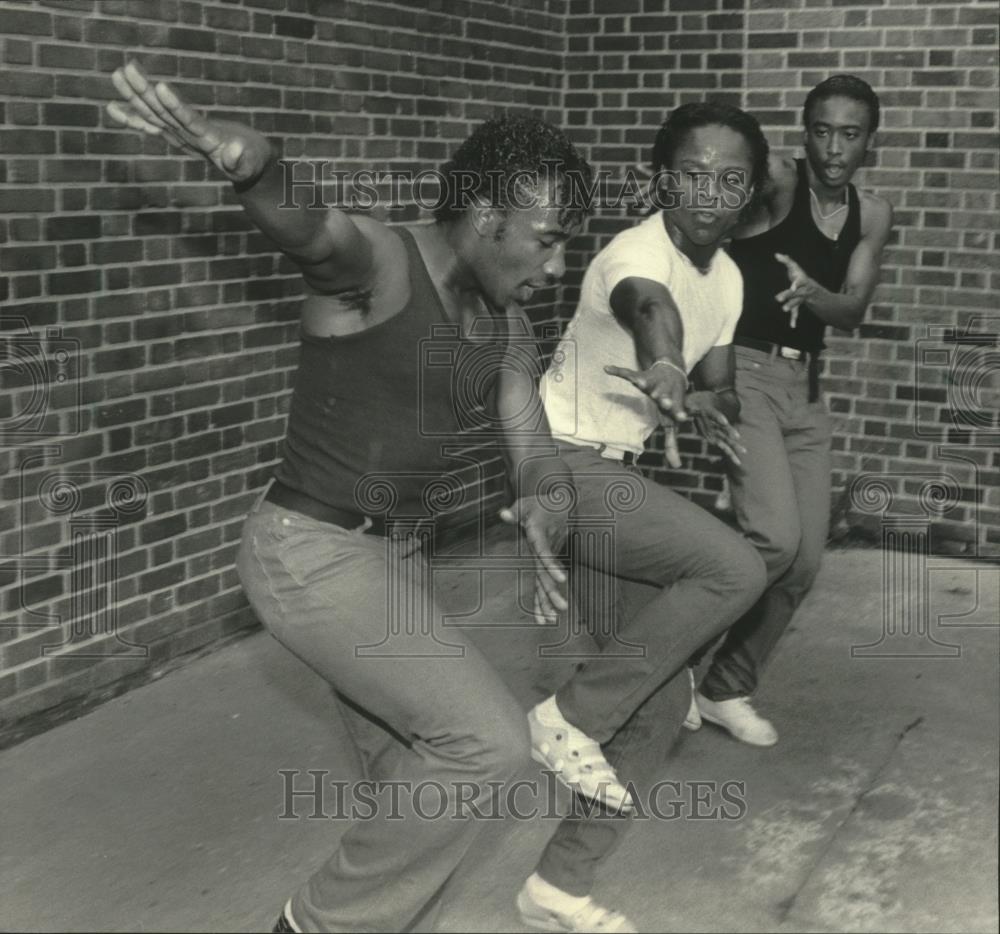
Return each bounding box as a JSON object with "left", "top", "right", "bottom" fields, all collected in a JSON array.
[
  {"left": 842, "top": 180, "right": 862, "bottom": 247},
  {"left": 394, "top": 226, "right": 450, "bottom": 328}
]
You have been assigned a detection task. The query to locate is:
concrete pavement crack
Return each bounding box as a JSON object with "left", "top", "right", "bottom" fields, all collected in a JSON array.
[{"left": 773, "top": 715, "right": 926, "bottom": 926}]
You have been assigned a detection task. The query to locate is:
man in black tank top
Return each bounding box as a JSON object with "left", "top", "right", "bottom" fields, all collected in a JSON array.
[
  {"left": 688, "top": 77, "right": 894, "bottom": 746},
  {"left": 108, "top": 62, "right": 636, "bottom": 934}
]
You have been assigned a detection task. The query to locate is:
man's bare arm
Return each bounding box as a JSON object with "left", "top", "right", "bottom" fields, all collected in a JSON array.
[
  {"left": 687, "top": 345, "right": 744, "bottom": 465},
  {"left": 609, "top": 276, "right": 685, "bottom": 370},
  {"left": 107, "top": 60, "right": 372, "bottom": 294},
  {"left": 690, "top": 345, "right": 739, "bottom": 423},
  {"left": 491, "top": 312, "right": 572, "bottom": 624},
  {"left": 776, "top": 195, "right": 894, "bottom": 331},
  {"left": 605, "top": 276, "right": 689, "bottom": 421}
]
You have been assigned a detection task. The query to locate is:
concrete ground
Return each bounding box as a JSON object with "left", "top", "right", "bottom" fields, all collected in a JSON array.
[{"left": 1, "top": 531, "right": 997, "bottom": 934}]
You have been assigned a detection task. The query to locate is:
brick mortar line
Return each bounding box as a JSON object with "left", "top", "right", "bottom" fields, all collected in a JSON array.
[
  {"left": 3, "top": 1, "right": 565, "bottom": 37},
  {"left": 5, "top": 41, "right": 567, "bottom": 76}
]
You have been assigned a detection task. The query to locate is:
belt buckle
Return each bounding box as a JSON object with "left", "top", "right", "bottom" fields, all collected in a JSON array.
[{"left": 779, "top": 346, "right": 802, "bottom": 360}]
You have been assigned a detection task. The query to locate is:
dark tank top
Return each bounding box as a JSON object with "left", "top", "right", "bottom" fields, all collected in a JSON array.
[
  {"left": 274, "top": 228, "right": 498, "bottom": 520},
  {"left": 730, "top": 158, "right": 861, "bottom": 354}
]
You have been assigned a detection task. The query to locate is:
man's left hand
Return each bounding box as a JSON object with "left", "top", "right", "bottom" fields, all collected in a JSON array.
[
  {"left": 499, "top": 493, "right": 570, "bottom": 625},
  {"left": 685, "top": 391, "right": 745, "bottom": 466}
]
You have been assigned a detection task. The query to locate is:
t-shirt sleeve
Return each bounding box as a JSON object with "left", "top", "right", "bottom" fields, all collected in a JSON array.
[
  {"left": 599, "top": 226, "right": 675, "bottom": 309},
  {"left": 714, "top": 260, "right": 744, "bottom": 347}
]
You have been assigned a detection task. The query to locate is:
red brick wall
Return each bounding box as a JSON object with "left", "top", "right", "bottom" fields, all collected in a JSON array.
[
  {"left": 1, "top": 0, "right": 996, "bottom": 740},
  {"left": 0, "top": 0, "right": 565, "bottom": 741}
]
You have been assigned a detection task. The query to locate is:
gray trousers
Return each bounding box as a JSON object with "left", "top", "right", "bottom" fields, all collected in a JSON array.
[
  {"left": 236, "top": 443, "right": 766, "bottom": 928},
  {"left": 699, "top": 344, "right": 833, "bottom": 701},
  {"left": 537, "top": 445, "right": 766, "bottom": 894},
  {"left": 552, "top": 445, "right": 766, "bottom": 743},
  {"left": 237, "top": 498, "right": 531, "bottom": 933}
]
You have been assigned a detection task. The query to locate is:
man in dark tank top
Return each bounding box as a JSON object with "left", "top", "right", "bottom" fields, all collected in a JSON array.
[
  {"left": 109, "top": 60, "right": 732, "bottom": 934},
  {"left": 107, "top": 61, "right": 612, "bottom": 934},
  {"left": 687, "top": 76, "right": 895, "bottom": 746}
]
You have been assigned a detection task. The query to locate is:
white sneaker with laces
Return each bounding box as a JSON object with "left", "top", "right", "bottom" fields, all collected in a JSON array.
[
  {"left": 682, "top": 668, "right": 701, "bottom": 731},
  {"left": 528, "top": 696, "right": 633, "bottom": 812},
  {"left": 517, "top": 873, "right": 638, "bottom": 933},
  {"left": 695, "top": 692, "right": 778, "bottom": 746}
]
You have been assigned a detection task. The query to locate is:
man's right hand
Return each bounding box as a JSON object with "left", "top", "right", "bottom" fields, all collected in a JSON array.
[
  {"left": 604, "top": 359, "right": 688, "bottom": 467},
  {"left": 106, "top": 60, "right": 272, "bottom": 185}
]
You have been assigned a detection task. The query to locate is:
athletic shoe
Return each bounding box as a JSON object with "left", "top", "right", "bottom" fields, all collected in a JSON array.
[
  {"left": 528, "top": 696, "right": 633, "bottom": 813},
  {"left": 517, "top": 872, "right": 638, "bottom": 933},
  {"left": 695, "top": 693, "right": 778, "bottom": 746}
]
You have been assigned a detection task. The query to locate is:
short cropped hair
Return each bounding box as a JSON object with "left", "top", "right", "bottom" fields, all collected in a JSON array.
[
  {"left": 651, "top": 101, "right": 771, "bottom": 204},
  {"left": 434, "top": 114, "right": 593, "bottom": 227},
  {"left": 803, "top": 75, "right": 880, "bottom": 133}
]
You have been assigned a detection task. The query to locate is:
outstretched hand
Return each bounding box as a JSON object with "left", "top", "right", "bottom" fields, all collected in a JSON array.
[
  {"left": 106, "top": 60, "right": 271, "bottom": 184},
  {"left": 605, "top": 360, "right": 688, "bottom": 468},
  {"left": 685, "top": 391, "right": 745, "bottom": 466},
  {"left": 499, "top": 494, "right": 569, "bottom": 626}
]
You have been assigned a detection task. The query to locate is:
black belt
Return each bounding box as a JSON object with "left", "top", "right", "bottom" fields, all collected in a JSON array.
[
  {"left": 734, "top": 337, "right": 822, "bottom": 402},
  {"left": 265, "top": 480, "right": 387, "bottom": 535}
]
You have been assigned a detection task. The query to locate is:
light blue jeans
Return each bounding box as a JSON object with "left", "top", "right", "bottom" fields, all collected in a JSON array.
[{"left": 237, "top": 494, "right": 530, "bottom": 932}]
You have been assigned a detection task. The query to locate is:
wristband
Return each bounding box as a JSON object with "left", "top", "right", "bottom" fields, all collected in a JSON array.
[{"left": 650, "top": 358, "right": 687, "bottom": 380}]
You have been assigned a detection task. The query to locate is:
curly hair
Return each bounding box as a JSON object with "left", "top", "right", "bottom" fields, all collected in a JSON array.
[
  {"left": 434, "top": 114, "right": 594, "bottom": 228},
  {"left": 803, "top": 75, "right": 880, "bottom": 133},
  {"left": 651, "top": 101, "right": 771, "bottom": 208}
]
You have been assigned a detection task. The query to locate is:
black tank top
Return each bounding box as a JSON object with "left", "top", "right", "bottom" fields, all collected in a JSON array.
[
  {"left": 730, "top": 159, "right": 861, "bottom": 354},
  {"left": 274, "top": 228, "right": 499, "bottom": 520}
]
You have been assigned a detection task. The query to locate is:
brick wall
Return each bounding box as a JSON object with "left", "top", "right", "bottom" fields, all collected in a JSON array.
[
  {"left": 736, "top": 0, "right": 999, "bottom": 559},
  {"left": 0, "top": 0, "right": 565, "bottom": 743},
  {"left": 556, "top": 0, "right": 999, "bottom": 560},
  {"left": 557, "top": 0, "right": 748, "bottom": 509},
  {"left": 1, "top": 0, "right": 997, "bottom": 741}
]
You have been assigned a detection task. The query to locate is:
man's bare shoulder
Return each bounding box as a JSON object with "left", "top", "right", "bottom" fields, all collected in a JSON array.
[
  {"left": 857, "top": 189, "right": 894, "bottom": 238},
  {"left": 339, "top": 211, "right": 401, "bottom": 249},
  {"left": 765, "top": 154, "right": 798, "bottom": 195},
  {"left": 732, "top": 155, "right": 796, "bottom": 236}
]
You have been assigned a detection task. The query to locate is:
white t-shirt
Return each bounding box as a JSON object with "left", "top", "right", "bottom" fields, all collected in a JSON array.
[{"left": 541, "top": 212, "right": 743, "bottom": 455}]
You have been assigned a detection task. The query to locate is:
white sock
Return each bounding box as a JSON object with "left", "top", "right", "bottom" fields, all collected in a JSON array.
[{"left": 527, "top": 872, "right": 591, "bottom": 910}]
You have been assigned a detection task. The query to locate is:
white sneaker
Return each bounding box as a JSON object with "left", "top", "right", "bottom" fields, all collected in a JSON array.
[
  {"left": 695, "top": 693, "right": 778, "bottom": 747},
  {"left": 682, "top": 669, "right": 701, "bottom": 731},
  {"left": 528, "top": 696, "right": 634, "bottom": 813},
  {"left": 517, "top": 873, "right": 638, "bottom": 933}
]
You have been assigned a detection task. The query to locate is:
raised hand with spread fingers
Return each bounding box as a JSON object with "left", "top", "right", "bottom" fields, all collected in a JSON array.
[{"left": 107, "top": 60, "right": 272, "bottom": 184}]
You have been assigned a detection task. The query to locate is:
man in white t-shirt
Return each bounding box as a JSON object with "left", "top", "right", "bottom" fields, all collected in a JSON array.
[
  {"left": 518, "top": 103, "right": 773, "bottom": 933},
  {"left": 542, "top": 207, "right": 744, "bottom": 459}
]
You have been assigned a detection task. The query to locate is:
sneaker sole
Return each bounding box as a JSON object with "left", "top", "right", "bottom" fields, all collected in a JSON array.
[{"left": 516, "top": 891, "right": 574, "bottom": 932}]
